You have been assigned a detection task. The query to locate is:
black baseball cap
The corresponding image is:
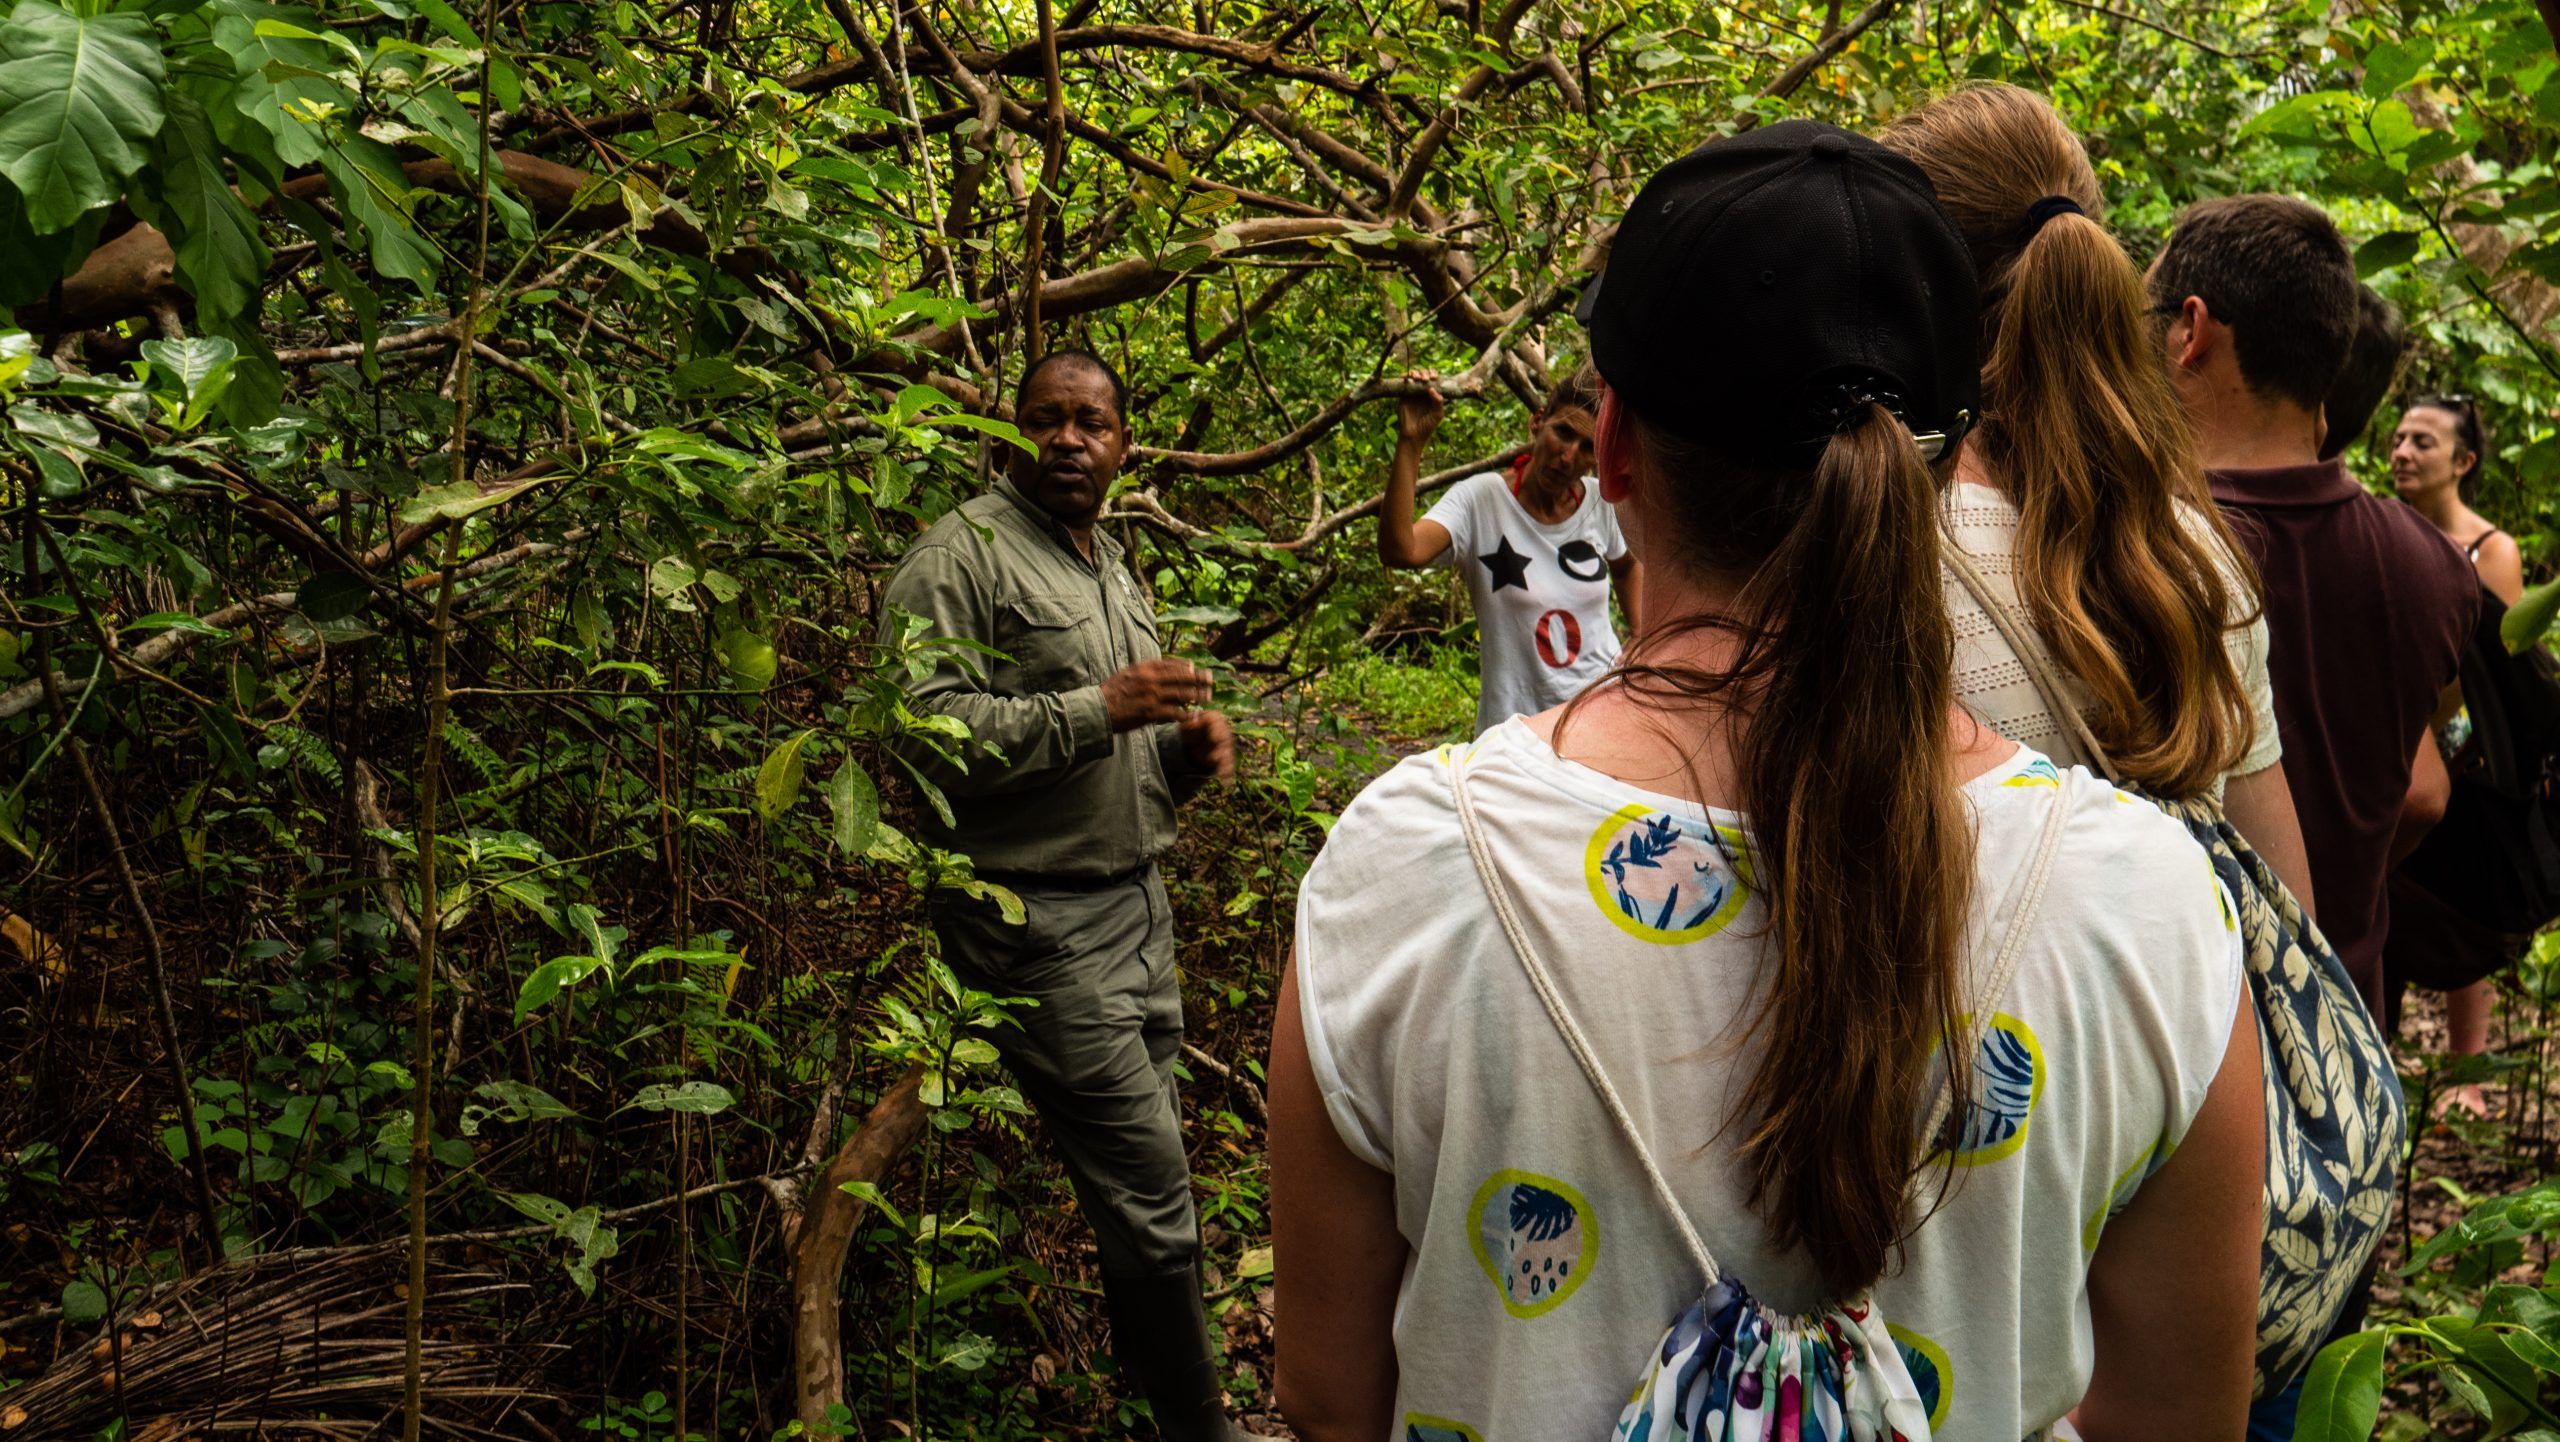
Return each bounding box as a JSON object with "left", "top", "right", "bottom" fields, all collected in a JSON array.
[{"left": 1575, "top": 120, "right": 1980, "bottom": 465}]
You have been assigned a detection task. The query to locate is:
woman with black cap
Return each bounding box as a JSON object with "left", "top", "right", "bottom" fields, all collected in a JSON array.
[{"left": 1268, "top": 121, "right": 2262, "bottom": 1441}]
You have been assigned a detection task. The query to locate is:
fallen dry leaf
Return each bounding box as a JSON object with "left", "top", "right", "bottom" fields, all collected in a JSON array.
[{"left": 0, "top": 910, "right": 65, "bottom": 983}]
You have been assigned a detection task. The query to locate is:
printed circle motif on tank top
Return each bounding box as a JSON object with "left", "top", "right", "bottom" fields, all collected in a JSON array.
[
  {"left": 1886, "top": 1323, "right": 1955, "bottom": 1431},
  {"left": 1582, "top": 804, "right": 1752, "bottom": 943},
  {"left": 1937, "top": 1012, "right": 2047, "bottom": 1167},
  {"left": 1467, "top": 1169, "right": 1600, "bottom": 1318}
]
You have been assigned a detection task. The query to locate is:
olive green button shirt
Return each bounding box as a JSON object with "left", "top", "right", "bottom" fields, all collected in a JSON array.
[{"left": 877, "top": 481, "right": 1203, "bottom": 878}]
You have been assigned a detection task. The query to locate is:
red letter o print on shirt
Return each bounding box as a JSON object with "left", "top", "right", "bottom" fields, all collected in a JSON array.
[{"left": 1534, "top": 609, "right": 1582, "bottom": 668}]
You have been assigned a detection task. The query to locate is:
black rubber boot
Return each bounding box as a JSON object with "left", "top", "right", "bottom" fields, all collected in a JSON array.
[{"left": 1101, "top": 1266, "right": 1269, "bottom": 1441}]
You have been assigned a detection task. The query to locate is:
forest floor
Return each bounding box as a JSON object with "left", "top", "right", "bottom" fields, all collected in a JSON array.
[{"left": 2371, "top": 988, "right": 2556, "bottom": 1438}]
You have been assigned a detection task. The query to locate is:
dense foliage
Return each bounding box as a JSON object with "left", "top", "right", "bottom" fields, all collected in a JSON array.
[{"left": 4, "top": 0, "right": 2559, "bottom": 1436}]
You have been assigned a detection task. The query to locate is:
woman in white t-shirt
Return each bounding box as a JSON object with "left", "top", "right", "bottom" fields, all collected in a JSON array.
[
  {"left": 1377, "top": 367, "right": 1640, "bottom": 735},
  {"left": 1272, "top": 122, "right": 2263, "bottom": 1442},
  {"left": 1877, "top": 87, "right": 2316, "bottom": 911}
]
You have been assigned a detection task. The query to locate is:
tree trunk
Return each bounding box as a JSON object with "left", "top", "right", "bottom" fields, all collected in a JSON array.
[{"left": 790, "top": 1067, "right": 930, "bottom": 1433}]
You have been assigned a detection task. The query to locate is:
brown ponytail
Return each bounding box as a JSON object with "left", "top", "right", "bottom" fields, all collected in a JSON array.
[
  {"left": 1883, "top": 85, "right": 2258, "bottom": 798},
  {"left": 1603, "top": 403, "right": 1975, "bottom": 1296}
]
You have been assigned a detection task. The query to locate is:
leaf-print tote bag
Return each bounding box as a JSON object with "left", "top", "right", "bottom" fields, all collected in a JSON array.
[
  {"left": 1943, "top": 537, "right": 2406, "bottom": 1397},
  {"left": 1449, "top": 752, "right": 2073, "bottom": 1440}
]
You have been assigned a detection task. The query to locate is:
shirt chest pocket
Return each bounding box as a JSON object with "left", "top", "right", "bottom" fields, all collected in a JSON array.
[{"left": 998, "top": 593, "right": 1099, "bottom": 687}]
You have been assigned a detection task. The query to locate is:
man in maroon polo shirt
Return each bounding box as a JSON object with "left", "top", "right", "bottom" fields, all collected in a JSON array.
[{"left": 2148, "top": 195, "right": 2477, "bottom": 1023}]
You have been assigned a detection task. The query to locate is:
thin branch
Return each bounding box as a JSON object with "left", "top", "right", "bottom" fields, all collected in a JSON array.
[
  {"left": 404, "top": 33, "right": 497, "bottom": 1427},
  {"left": 276, "top": 321, "right": 463, "bottom": 367},
  {"left": 1753, "top": 0, "right": 1905, "bottom": 107},
  {"left": 1106, "top": 447, "right": 1520, "bottom": 551},
  {"left": 2045, "top": 0, "right": 2261, "bottom": 60},
  {"left": 1194, "top": 266, "right": 1314, "bottom": 360},
  {"left": 1019, "top": 0, "right": 1069, "bottom": 357},
  {"left": 1386, "top": 0, "right": 1542, "bottom": 218}
]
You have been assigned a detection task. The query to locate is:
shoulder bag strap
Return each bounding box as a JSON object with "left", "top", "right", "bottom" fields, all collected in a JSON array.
[
  {"left": 1448, "top": 747, "right": 2076, "bottom": 1291},
  {"left": 1940, "top": 533, "right": 2123, "bottom": 785}
]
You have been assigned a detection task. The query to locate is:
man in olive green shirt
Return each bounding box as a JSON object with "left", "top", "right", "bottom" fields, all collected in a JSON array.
[{"left": 879, "top": 350, "right": 1258, "bottom": 1441}]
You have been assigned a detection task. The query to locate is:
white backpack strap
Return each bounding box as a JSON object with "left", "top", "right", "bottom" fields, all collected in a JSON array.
[
  {"left": 1450, "top": 753, "right": 1723, "bottom": 1285},
  {"left": 1916, "top": 762, "right": 2077, "bottom": 1156},
  {"left": 1941, "top": 532, "right": 2122, "bottom": 785},
  {"left": 1448, "top": 746, "right": 2077, "bottom": 1294}
]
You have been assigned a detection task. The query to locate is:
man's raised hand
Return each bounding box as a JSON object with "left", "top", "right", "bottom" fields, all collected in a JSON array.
[{"left": 1101, "top": 657, "right": 1214, "bottom": 731}]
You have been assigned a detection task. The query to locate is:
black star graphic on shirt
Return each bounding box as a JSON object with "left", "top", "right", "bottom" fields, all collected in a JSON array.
[{"left": 1480, "top": 535, "right": 1531, "bottom": 591}]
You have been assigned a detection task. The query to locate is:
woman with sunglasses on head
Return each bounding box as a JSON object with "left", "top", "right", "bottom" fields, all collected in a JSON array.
[
  {"left": 1271, "top": 121, "right": 2262, "bottom": 1442},
  {"left": 2391, "top": 395, "right": 2519, "bottom": 1115},
  {"left": 2394, "top": 397, "right": 2515, "bottom": 604}
]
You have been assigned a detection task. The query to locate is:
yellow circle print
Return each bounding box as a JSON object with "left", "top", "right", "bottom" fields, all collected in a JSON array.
[
  {"left": 1583, "top": 804, "right": 1750, "bottom": 944},
  {"left": 1468, "top": 1169, "right": 1600, "bottom": 1319},
  {"left": 1941, "top": 1012, "right": 2046, "bottom": 1167},
  {"left": 2083, "top": 1134, "right": 2174, "bottom": 1253},
  {"left": 2000, "top": 755, "right": 2061, "bottom": 789},
  {"left": 1887, "top": 1323, "right": 1955, "bottom": 1430},
  {"left": 1402, "top": 1416, "right": 1485, "bottom": 1442}
]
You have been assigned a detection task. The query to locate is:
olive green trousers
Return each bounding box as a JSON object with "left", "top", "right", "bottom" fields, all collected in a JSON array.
[{"left": 928, "top": 867, "right": 1203, "bottom": 1279}]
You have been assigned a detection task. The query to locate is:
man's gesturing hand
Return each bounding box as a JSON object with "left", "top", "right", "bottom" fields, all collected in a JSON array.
[
  {"left": 1101, "top": 657, "right": 1213, "bottom": 732},
  {"left": 1178, "top": 710, "right": 1236, "bottom": 780}
]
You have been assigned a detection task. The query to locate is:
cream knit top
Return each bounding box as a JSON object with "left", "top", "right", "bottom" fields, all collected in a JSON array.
[{"left": 1943, "top": 481, "right": 2283, "bottom": 789}]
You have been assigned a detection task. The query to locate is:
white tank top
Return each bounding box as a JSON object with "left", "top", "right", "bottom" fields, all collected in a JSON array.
[{"left": 1293, "top": 719, "right": 2242, "bottom": 1441}]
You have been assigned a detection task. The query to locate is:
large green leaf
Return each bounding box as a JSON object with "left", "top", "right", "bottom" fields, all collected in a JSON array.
[
  {"left": 210, "top": 5, "right": 339, "bottom": 169},
  {"left": 199, "top": 313, "right": 281, "bottom": 426},
  {"left": 140, "top": 91, "right": 270, "bottom": 324},
  {"left": 141, "top": 335, "right": 239, "bottom": 427},
  {"left": 0, "top": 3, "right": 166, "bottom": 232},
  {"left": 2507, "top": 576, "right": 2560, "bottom": 656},
  {"left": 58, "top": 1278, "right": 107, "bottom": 1327},
  {"left": 319, "top": 137, "right": 439, "bottom": 289},
  {"left": 515, "top": 953, "right": 607, "bottom": 1021},
  {"left": 2291, "top": 1330, "right": 2386, "bottom": 1442},
  {"left": 719, "top": 628, "right": 777, "bottom": 693},
  {"left": 2361, "top": 38, "right": 2434, "bottom": 101}
]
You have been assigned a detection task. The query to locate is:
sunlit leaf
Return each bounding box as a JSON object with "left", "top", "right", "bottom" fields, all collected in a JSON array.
[
  {"left": 620, "top": 1081, "right": 734, "bottom": 1115},
  {"left": 824, "top": 758, "right": 880, "bottom": 857},
  {"left": 0, "top": 3, "right": 166, "bottom": 232},
  {"left": 2506, "top": 577, "right": 2560, "bottom": 655},
  {"left": 719, "top": 629, "right": 777, "bottom": 693},
  {"left": 2290, "top": 1330, "right": 2385, "bottom": 1442},
  {"left": 515, "top": 953, "right": 607, "bottom": 1021},
  {"left": 756, "top": 729, "right": 816, "bottom": 820}
]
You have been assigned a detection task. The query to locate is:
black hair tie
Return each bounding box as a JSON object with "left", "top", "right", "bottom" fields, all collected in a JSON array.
[
  {"left": 1812, "top": 377, "right": 1908, "bottom": 437},
  {"left": 2021, "top": 194, "right": 2085, "bottom": 238}
]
